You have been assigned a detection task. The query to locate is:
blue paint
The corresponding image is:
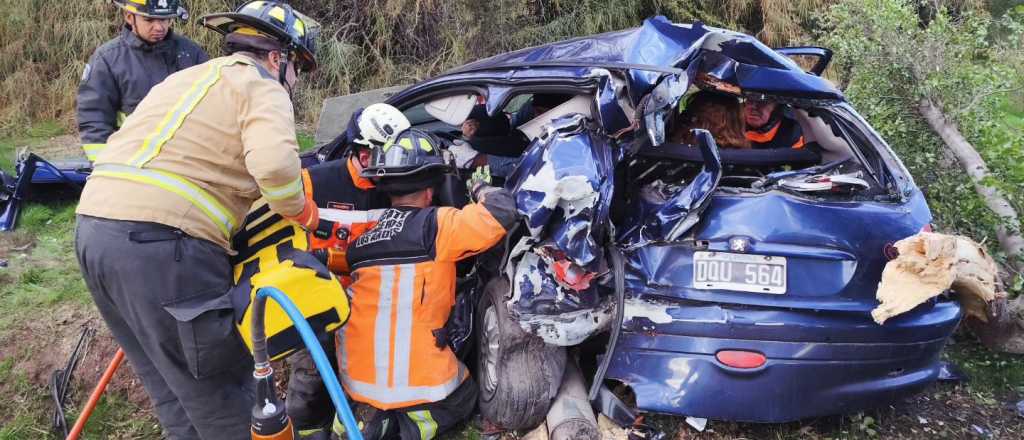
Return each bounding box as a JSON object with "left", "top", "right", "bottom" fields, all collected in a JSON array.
[
  {"left": 605, "top": 299, "right": 961, "bottom": 422},
  {"left": 506, "top": 116, "right": 616, "bottom": 270}
]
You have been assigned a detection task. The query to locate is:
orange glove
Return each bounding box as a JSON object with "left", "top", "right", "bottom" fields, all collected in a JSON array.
[{"left": 284, "top": 197, "right": 319, "bottom": 231}]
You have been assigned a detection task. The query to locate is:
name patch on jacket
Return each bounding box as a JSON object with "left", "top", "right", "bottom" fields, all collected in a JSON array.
[{"left": 356, "top": 209, "right": 411, "bottom": 247}]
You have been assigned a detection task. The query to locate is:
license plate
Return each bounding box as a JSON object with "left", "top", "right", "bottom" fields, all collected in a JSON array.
[{"left": 693, "top": 251, "right": 787, "bottom": 294}]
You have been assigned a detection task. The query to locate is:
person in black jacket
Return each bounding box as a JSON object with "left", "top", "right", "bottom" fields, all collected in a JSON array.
[{"left": 77, "top": 0, "right": 208, "bottom": 161}]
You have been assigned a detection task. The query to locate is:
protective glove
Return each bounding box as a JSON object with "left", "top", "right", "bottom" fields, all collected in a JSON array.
[
  {"left": 470, "top": 165, "right": 492, "bottom": 187},
  {"left": 284, "top": 198, "right": 320, "bottom": 231},
  {"left": 468, "top": 165, "right": 498, "bottom": 203}
]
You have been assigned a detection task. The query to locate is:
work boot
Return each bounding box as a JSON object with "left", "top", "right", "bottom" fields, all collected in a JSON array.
[{"left": 331, "top": 402, "right": 398, "bottom": 440}]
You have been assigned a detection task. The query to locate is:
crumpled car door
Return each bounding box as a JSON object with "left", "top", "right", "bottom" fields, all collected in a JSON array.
[{"left": 506, "top": 113, "right": 616, "bottom": 271}]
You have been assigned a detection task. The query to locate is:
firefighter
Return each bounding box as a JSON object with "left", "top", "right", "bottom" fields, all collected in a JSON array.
[
  {"left": 74, "top": 2, "right": 319, "bottom": 439},
  {"left": 743, "top": 97, "right": 806, "bottom": 149},
  {"left": 287, "top": 104, "right": 408, "bottom": 439},
  {"left": 333, "top": 129, "right": 517, "bottom": 440},
  {"left": 77, "top": 0, "right": 208, "bottom": 162}
]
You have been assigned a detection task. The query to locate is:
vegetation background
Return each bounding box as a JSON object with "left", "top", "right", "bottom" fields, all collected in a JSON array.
[{"left": 0, "top": 0, "right": 1022, "bottom": 438}]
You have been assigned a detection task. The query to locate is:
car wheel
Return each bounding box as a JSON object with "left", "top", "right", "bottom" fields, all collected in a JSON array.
[{"left": 476, "top": 277, "right": 566, "bottom": 430}]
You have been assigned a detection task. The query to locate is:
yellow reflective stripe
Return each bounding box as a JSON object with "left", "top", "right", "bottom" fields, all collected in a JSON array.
[
  {"left": 407, "top": 410, "right": 438, "bottom": 440},
  {"left": 116, "top": 111, "right": 127, "bottom": 128},
  {"left": 418, "top": 138, "right": 433, "bottom": 152},
  {"left": 82, "top": 144, "right": 107, "bottom": 161},
  {"left": 92, "top": 164, "right": 236, "bottom": 238},
  {"left": 128, "top": 0, "right": 147, "bottom": 5},
  {"left": 128, "top": 59, "right": 237, "bottom": 167},
  {"left": 268, "top": 6, "right": 286, "bottom": 22},
  {"left": 260, "top": 175, "right": 303, "bottom": 201},
  {"left": 297, "top": 427, "right": 325, "bottom": 438},
  {"left": 408, "top": 411, "right": 438, "bottom": 440},
  {"left": 244, "top": 1, "right": 266, "bottom": 12},
  {"left": 397, "top": 137, "right": 414, "bottom": 150},
  {"left": 124, "top": 4, "right": 138, "bottom": 12}
]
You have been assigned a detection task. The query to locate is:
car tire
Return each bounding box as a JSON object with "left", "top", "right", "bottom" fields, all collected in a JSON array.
[{"left": 476, "top": 277, "right": 566, "bottom": 431}]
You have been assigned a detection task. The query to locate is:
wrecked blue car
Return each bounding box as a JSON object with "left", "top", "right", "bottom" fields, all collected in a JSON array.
[{"left": 326, "top": 17, "right": 962, "bottom": 429}]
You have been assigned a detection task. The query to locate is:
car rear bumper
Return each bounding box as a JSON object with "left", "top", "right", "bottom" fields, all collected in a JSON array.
[{"left": 604, "top": 297, "right": 962, "bottom": 422}]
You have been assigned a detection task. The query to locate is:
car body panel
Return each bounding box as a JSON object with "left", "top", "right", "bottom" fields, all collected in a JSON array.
[
  {"left": 620, "top": 189, "right": 933, "bottom": 312},
  {"left": 448, "top": 17, "right": 842, "bottom": 102},
  {"left": 605, "top": 299, "right": 961, "bottom": 422}
]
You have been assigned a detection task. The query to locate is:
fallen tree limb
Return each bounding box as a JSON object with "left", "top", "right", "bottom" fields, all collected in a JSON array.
[
  {"left": 873, "top": 232, "right": 1024, "bottom": 353},
  {"left": 918, "top": 98, "right": 1024, "bottom": 274}
]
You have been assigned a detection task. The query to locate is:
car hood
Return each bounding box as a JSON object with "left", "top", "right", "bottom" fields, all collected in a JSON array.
[{"left": 449, "top": 16, "right": 843, "bottom": 102}]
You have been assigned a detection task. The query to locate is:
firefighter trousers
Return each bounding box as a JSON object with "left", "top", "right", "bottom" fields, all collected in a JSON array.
[
  {"left": 75, "top": 215, "right": 254, "bottom": 440},
  {"left": 333, "top": 376, "right": 478, "bottom": 440}
]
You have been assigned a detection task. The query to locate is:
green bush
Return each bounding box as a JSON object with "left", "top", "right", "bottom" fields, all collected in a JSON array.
[
  {"left": 820, "top": 0, "right": 1024, "bottom": 288},
  {"left": 1, "top": 0, "right": 846, "bottom": 138}
]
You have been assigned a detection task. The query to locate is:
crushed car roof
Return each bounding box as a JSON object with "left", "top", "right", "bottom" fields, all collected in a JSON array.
[{"left": 447, "top": 16, "right": 843, "bottom": 101}]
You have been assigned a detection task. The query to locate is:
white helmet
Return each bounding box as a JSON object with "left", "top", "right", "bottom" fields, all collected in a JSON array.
[{"left": 355, "top": 103, "right": 410, "bottom": 146}]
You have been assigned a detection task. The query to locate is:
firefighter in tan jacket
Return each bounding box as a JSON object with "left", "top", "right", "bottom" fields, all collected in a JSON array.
[
  {"left": 333, "top": 129, "right": 517, "bottom": 440},
  {"left": 74, "top": 2, "right": 320, "bottom": 439}
]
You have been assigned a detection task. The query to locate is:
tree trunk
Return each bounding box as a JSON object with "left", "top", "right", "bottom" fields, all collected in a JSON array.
[
  {"left": 967, "top": 295, "right": 1024, "bottom": 354},
  {"left": 918, "top": 98, "right": 1024, "bottom": 274}
]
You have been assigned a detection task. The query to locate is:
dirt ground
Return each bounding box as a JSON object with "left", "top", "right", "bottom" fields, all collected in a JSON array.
[{"left": 0, "top": 305, "right": 151, "bottom": 412}]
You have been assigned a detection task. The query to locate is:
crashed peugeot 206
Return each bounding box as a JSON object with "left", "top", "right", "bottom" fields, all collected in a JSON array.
[{"left": 311, "top": 17, "right": 962, "bottom": 429}]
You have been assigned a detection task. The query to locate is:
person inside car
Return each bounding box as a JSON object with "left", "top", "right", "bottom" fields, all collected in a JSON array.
[
  {"left": 456, "top": 94, "right": 572, "bottom": 176},
  {"left": 668, "top": 91, "right": 750, "bottom": 149},
  {"left": 743, "top": 98, "right": 806, "bottom": 149}
]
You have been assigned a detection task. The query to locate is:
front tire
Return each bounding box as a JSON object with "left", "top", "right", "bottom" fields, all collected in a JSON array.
[{"left": 476, "top": 277, "right": 566, "bottom": 430}]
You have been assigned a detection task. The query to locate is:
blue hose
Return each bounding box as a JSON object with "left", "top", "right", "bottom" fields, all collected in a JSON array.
[{"left": 254, "top": 287, "right": 364, "bottom": 440}]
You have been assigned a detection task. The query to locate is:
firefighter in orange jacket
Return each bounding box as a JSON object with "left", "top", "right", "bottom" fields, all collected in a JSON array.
[
  {"left": 287, "top": 105, "right": 406, "bottom": 439},
  {"left": 333, "top": 129, "right": 517, "bottom": 440}
]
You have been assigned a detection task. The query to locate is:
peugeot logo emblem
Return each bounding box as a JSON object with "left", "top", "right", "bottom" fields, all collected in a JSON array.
[{"left": 729, "top": 236, "right": 751, "bottom": 253}]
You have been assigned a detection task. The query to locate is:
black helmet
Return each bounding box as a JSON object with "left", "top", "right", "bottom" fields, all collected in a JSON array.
[
  {"left": 363, "top": 129, "right": 451, "bottom": 194},
  {"left": 112, "top": 0, "right": 185, "bottom": 19},
  {"left": 201, "top": 1, "right": 319, "bottom": 72}
]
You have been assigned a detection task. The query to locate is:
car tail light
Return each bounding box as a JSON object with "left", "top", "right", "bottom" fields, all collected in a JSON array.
[
  {"left": 883, "top": 242, "right": 899, "bottom": 260},
  {"left": 715, "top": 350, "right": 766, "bottom": 369},
  {"left": 551, "top": 259, "right": 597, "bottom": 291}
]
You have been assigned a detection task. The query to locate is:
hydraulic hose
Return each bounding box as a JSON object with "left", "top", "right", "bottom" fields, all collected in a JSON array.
[
  {"left": 252, "top": 287, "right": 363, "bottom": 440},
  {"left": 588, "top": 244, "right": 626, "bottom": 402}
]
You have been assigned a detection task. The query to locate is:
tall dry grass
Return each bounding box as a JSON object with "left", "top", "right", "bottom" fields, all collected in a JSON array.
[{"left": 0, "top": 0, "right": 848, "bottom": 138}]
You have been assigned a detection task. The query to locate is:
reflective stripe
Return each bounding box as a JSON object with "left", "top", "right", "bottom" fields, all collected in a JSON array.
[
  {"left": 82, "top": 143, "right": 106, "bottom": 161},
  {"left": 92, "top": 164, "right": 236, "bottom": 238},
  {"left": 342, "top": 363, "right": 466, "bottom": 405},
  {"left": 745, "top": 121, "right": 780, "bottom": 143},
  {"left": 407, "top": 410, "right": 438, "bottom": 440},
  {"left": 128, "top": 58, "right": 243, "bottom": 167},
  {"left": 297, "top": 427, "right": 325, "bottom": 438},
  {"left": 374, "top": 265, "right": 395, "bottom": 387},
  {"left": 392, "top": 264, "right": 415, "bottom": 388},
  {"left": 261, "top": 175, "right": 304, "bottom": 201},
  {"left": 268, "top": 6, "right": 286, "bottom": 22},
  {"left": 116, "top": 111, "right": 127, "bottom": 128}
]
